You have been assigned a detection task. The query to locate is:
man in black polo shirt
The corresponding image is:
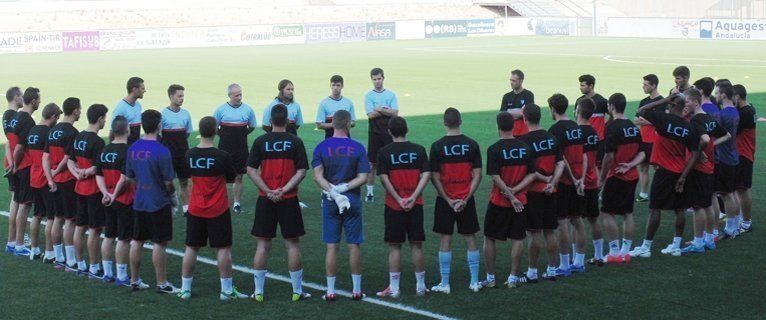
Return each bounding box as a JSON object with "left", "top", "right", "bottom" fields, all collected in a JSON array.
[{"left": 500, "top": 69, "right": 534, "bottom": 137}]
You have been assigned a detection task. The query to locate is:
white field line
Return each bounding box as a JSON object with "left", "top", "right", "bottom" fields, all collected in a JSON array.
[
  {"left": 0, "top": 211, "right": 458, "bottom": 320},
  {"left": 603, "top": 55, "right": 766, "bottom": 68}
]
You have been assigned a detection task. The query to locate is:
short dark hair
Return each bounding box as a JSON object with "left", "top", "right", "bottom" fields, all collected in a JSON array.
[
  {"left": 370, "top": 68, "right": 384, "bottom": 78},
  {"left": 684, "top": 88, "right": 702, "bottom": 104},
  {"left": 111, "top": 115, "right": 129, "bottom": 136},
  {"left": 511, "top": 69, "right": 525, "bottom": 80},
  {"left": 126, "top": 77, "right": 144, "bottom": 94},
  {"left": 577, "top": 98, "right": 595, "bottom": 119},
  {"left": 62, "top": 97, "right": 81, "bottom": 116},
  {"left": 86, "top": 104, "right": 108, "bottom": 124},
  {"left": 388, "top": 116, "right": 408, "bottom": 138},
  {"left": 608, "top": 93, "right": 627, "bottom": 113},
  {"left": 668, "top": 95, "right": 686, "bottom": 112},
  {"left": 643, "top": 74, "right": 659, "bottom": 87},
  {"left": 5, "top": 87, "right": 21, "bottom": 103},
  {"left": 717, "top": 83, "right": 735, "bottom": 100},
  {"left": 693, "top": 78, "right": 714, "bottom": 97},
  {"left": 548, "top": 93, "right": 569, "bottom": 115},
  {"left": 198, "top": 116, "right": 217, "bottom": 138},
  {"left": 22, "top": 87, "right": 40, "bottom": 105},
  {"left": 167, "top": 84, "right": 184, "bottom": 96},
  {"left": 579, "top": 74, "right": 595, "bottom": 87},
  {"left": 715, "top": 78, "right": 732, "bottom": 87},
  {"left": 41, "top": 103, "right": 62, "bottom": 120},
  {"left": 673, "top": 66, "right": 690, "bottom": 78},
  {"left": 733, "top": 84, "right": 747, "bottom": 100},
  {"left": 330, "top": 75, "right": 344, "bottom": 84},
  {"left": 332, "top": 110, "right": 352, "bottom": 130},
  {"left": 443, "top": 107, "right": 462, "bottom": 128},
  {"left": 141, "top": 109, "right": 161, "bottom": 134},
  {"left": 270, "top": 104, "right": 288, "bottom": 127},
  {"left": 523, "top": 104, "right": 542, "bottom": 124},
  {"left": 496, "top": 112, "right": 514, "bottom": 132}
]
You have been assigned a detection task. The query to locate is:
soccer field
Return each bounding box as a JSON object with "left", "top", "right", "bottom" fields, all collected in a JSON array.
[{"left": 1, "top": 36, "right": 765, "bottom": 319}]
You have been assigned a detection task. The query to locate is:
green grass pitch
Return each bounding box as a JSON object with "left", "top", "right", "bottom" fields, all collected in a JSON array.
[{"left": 1, "top": 36, "right": 765, "bottom": 319}]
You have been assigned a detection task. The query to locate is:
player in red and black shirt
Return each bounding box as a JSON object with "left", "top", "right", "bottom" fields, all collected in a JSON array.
[
  {"left": 576, "top": 74, "right": 609, "bottom": 166},
  {"left": 428, "top": 107, "right": 483, "bottom": 293},
  {"left": 27, "top": 104, "right": 61, "bottom": 262},
  {"left": 733, "top": 84, "right": 756, "bottom": 233},
  {"left": 634, "top": 74, "right": 663, "bottom": 202},
  {"left": 246, "top": 104, "right": 309, "bottom": 301},
  {"left": 547, "top": 93, "right": 587, "bottom": 274},
  {"left": 95, "top": 116, "right": 136, "bottom": 284},
  {"left": 518, "top": 104, "right": 565, "bottom": 281},
  {"left": 575, "top": 99, "right": 605, "bottom": 266},
  {"left": 598, "top": 93, "right": 644, "bottom": 263},
  {"left": 43, "top": 97, "right": 81, "bottom": 267},
  {"left": 178, "top": 116, "right": 247, "bottom": 300},
  {"left": 67, "top": 104, "right": 108, "bottom": 276},
  {"left": 3, "top": 86, "right": 22, "bottom": 254},
  {"left": 500, "top": 69, "right": 535, "bottom": 136},
  {"left": 374, "top": 116, "right": 430, "bottom": 298},
  {"left": 9, "top": 87, "right": 41, "bottom": 257},
  {"left": 481, "top": 112, "right": 536, "bottom": 289},
  {"left": 631, "top": 94, "right": 700, "bottom": 258}
]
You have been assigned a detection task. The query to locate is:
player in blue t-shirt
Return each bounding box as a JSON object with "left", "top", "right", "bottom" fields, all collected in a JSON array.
[
  {"left": 125, "top": 109, "right": 179, "bottom": 294},
  {"left": 364, "top": 68, "right": 399, "bottom": 203},
  {"left": 111, "top": 77, "right": 145, "bottom": 145},
  {"left": 160, "top": 84, "right": 193, "bottom": 215},
  {"left": 311, "top": 110, "right": 370, "bottom": 302},
  {"left": 262, "top": 79, "right": 303, "bottom": 135},
  {"left": 713, "top": 83, "right": 741, "bottom": 239},
  {"left": 316, "top": 75, "right": 356, "bottom": 139}
]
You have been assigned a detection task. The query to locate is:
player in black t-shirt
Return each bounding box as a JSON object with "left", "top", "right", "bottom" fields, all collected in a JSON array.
[
  {"left": 575, "top": 99, "right": 605, "bottom": 266},
  {"left": 500, "top": 69, "right": 535, "bottom": 137},
  {"left": 634, "top": 74, "right": 663, "bottom": 202},
  {"left": 733, "top": 84, "right": 755, "bottom": 234},
  {"left": 27, "top": 104, "right": 61, "bottom": 261},
  {"left": 3, "top": 86, "right": 22, "bottom": 254},
  {"left": 576, "top": 75, "right": 609, "bottom": 166}
]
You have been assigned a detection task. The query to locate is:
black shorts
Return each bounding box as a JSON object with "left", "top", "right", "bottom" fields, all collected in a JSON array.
[
  {"left": 525, "top": 191, "right": 558, "bottom": 230},
  {"left": 6, "top": 170, "right": 17, "bottom": 192},
  {"left": 134, "top": 206, "right": 173, "bottom": 243},
  {"left": 13, "top": 167, "right": 33, "bottom": 204},
  {"left": 640, "top": 142, "right": 653, "bottom": 164},
  {"left": 714, "top": 163, "right": 737, "bottom": 194},
  {"left": 108, "top": 202, "right": 134, "bottom": 241},
  {"left": 76, "top": 193, "right": 104, "bottom": 228},
  {"left": 55, "top": 180, "right": 77, "bottom": 219},
  {"left": 367, "top": 133, "right": 393, "bottom": 163},
  {"left": 221, "top": 147, "right": 247, "bottom": 175},
  {"left": 688, "top": 171, "right": 714, "bottom": 209},
  {"left": 601, "top": 177, "right": 637, "bottom": 215},
  {"left": 649, "top": 168, "right": 689, "bottom": 211},
  {"left": 735, "top": 157, "right": 753, "bottom": 190},
  {"left": 583, "top": 188, "right": 599, "bottom": 219},
  {"left": 384, "top": 205, "right": 425, "bottom": 243},
  {"left": 484, "top": 202, "right": 526, "bottom": 241},
  {"left": 252, "top": 197, "right": 305, "bottom": 239},
  {"left": 172, "top": 154, "right": 191, "bottom": 180},
  {"left": 186, "top": 210, "right": 233, "bottom": 248},
  {"left": 432, "top": 196, "right": 480, "bottom": 235},
  {"left": 33, "top": 185, "right": 56, "bottom": 219},
  {"left": 555, "top": 183, "right": 582, "bottom": 218}
]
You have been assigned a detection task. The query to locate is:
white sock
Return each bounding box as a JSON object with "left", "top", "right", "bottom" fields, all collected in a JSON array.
[
  {"left": 326, "top": 276, "right": 336, "bottom": 295},
  {"left": 389, "top": 272, "right": 401, "bottom": 292},
  {"left": 672, "top": 237, "right": 682, "bottom": 248},
  {"left": 65, "top": 245, "right": 76, "bottom": 266},
  {"left": 415, "top": 271, "right": 426, "bottom": 290},
  {"left": 352, "top": 274, "right": 362, "bottom": 293},
  {"left": 254, "top": 270, "right": 267, "bottom": 295},
  {"left": 546, "top": 266, "right": 557, "bottom": 276},
  {"left": 559, "top": 254, "right": 570, "bottom": 270},
  {"left": 609, "top": 240, "right": 620, "bottom": 256},
  {"left": 573, "top": 253, "right": 585, "bottom": 266},
  {"left": 233, "top": 201, "right": 241, "bottom": 207},
  {"left": 117, "top": 264, "right": 128, "bottom": 280},
  {"left": 54, "top": 244, "right": 64, "bottom": 262},
  {"left": 289, "top": 269, "right": 303, "bottom": 294},
  {"left": 182, "top": 205, "right": 189, "bottom": 213},
  {"left": 78, "top": 260, "right": 87, "bottom": 271},
  {"left": 102, "top": 260, "right": 114, "bottom": 277},
  {"left": 593, "top": 238, "right": 604, "bottom": 260},
  {"left": 366, "top": 185, "right": 374, "bottom": 195},
  {"left": 571, "top": 244, "right": 576, "bottom": 257},
  {"left": 641, "top": 239, "right": 653, "bottom": 249},
  {"left": 486, "top": 273, "right": 495, "bottom": 282},
  {"left": 639, "top": 192, "right": 648, "bottom": 198},
  {"left": 31, "top": 247, "right": 40, "bottom": 255},
  {"left": 526, "top": 268, "right": 538, "bottom": 279},
  {"left": 507, "top": 274, "right": 519, "bottom": 283},
  {"left": 713, "top": 229, "right": 720, "bottom": 237},
  {"left": 181, "top": 277, "right": 193, "bottom": 292},
  {"left": 621, "top": 239, "right": 633, "bottom": 255},
  {"left": 89, "top": 263, "right": 99, "bottom": 274},
  {"left": 15, "top": 245, "right": 25, "bottom": 251},
  {"left": 6, "top": 241, "right": 15, "bottom": 248},
  {"left": 693, "top": 236, "right": 704, "bottom": 247},
  {"left": 220, "top": 277, "right": 233, "bottom": 294},
  {"left": 44, "top": 250, "right": 55, "bottom": 259}
]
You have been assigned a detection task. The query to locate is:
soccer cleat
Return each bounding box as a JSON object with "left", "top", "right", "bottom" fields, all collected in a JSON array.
[
  {"left": 704, "top": 241, "right": 716, "bottom": 250},
  {"left": 292, "top": 292, "right": 311, "bottom": 302},
  {"left": 587, "top": 258, "right": 604, "bottom": 266},
  {"left": 521, "top": 274, "right": 539, "bottom": 284},
  {"left": 102, "top": 275, "right": 116, "bottom": 283},
  {"left": 605, "top": 254, "right": 623, "bottom": 264},
  {"left": 219, "top": 287, "right": 247, "bottom": 300},
  {"left": 739, "top": 224, "right": 752, "bottom": 234},
  {"left": 13, "top": 247, "right": 31, "bottom": 257},
  {"left": 5, "top": 244, "right": 14, "bottom": 253},
  {"left": 554, "top": 267, "right": 571, "bottom": 277},
  {"left": 365, "top": 194, "right": 374, "bottom": 203},
  {"left": 718, "top": 231, "right": 737, "bottom": 241},
  {"left": 232, "top": 203, "right": 244, "bottom": 215},
  {"left": 43, "top": 256, "right": 56, "bottom": 264},
  {"left": 541, "top": 272, "right": 556, "bottom": 281},
  {"left": 131, "top": 279, "right": 150, "bottom": 291},
  {"left": 430, "top": 283, "right": 451, "bottom": 294},
  {"left": 64, "top": 264, "right": 78, "bottom": 273},
  {"left": 479, "top": 279, "right": 496, "bottom": 289},
  {"left": 321, "top": 293, "right": 337, "bottom": 302},
  {"left": 351, "top": 292, "right": 366, "bottom": 301},
  {"left": 76, "top": 269, "right": 88, "bottom": 277},
  {"left": 660, "top": 244, "right": 681, "bottom": 257},
  {"left": 54, "top": 262, "right": 67, "bottom": 270},
  {"left": 250, "top": 293, "right": 265, "bottom": 302},
  {"left": 569, "top": 265, "right": 586, "bottom": 274},
  {"left": 469, "top": 282, "right": 482, "bottom": 292},
  {"left": 504, "top": 277, "right": 523, "bottom": 288},
  {"left": 680, "top": 244, "right": 705, "bottom": 254},
  {"left": 29, "top": 252, "right": 43, "bottom": 261},
  {"left": 416, "top": 287, "right": 429, "bottom": 296},
  {"left": 376, "top": 286, "right": 400, "bottom": 298},
  {"left": 115, "top": 277, "right": 132, "bottom": 287},
  {"left": 88, "top": 270, "right": 105, "bottom": 280},
  {"left": 157, "top": 283, "right": 181, "bottom": 294},
  {"left": 178, "top": 290, "right": 191, "bottom": 300},
  {"left": 635, "top": 195, "right": 648, "bottom": 202},
  {"left": 628, "top": 246, "right": 651, "bottom": 258}
]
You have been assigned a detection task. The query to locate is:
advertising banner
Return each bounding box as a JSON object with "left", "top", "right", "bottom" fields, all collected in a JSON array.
[
  {"left": 467, "top": 19, "right": 496, "bottom": 36},
  {"left": 367, "top": 22, "right": 395, "bottom": 40},
  {"left": 425, "top": 20, "right": 468, "bottom": 38},
  {"left": 62, "top": 31, "right": 100, "bottom": 51},
  {"left": 100, "top": 29, "right": 137, "bottom": 51},
  {"left": 534, "top": 19, "right": 571, "bottom": 36},
  {"left": 699, "top": 19, "right": 766, "bottom": 40},
  {"left": 607, "top": 18, "right": 699, "bottom": 39},
  {"left": 305, "top": 23, "right": 368, "bottom": 43}
]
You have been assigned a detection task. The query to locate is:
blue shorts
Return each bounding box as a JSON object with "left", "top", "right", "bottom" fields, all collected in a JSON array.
[{"left": 322, "top": 194, "right": 364, "bottom": 244}]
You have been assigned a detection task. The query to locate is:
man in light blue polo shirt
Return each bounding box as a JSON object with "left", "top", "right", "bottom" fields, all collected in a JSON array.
[
  {"left": 262, "top": 79, "right": 302, "bottom": 135},
  {"left": 160, "top": 84, "right": 193, "bottom": 214},
  {"left": 316, "top": 75, "right": 356, "bottom": 139},
  {"left": 364, "top": 68, "right": 399, "bottom": 203},
  {"left": 112, "top": 77, "right": 145, "bottom": 145}
]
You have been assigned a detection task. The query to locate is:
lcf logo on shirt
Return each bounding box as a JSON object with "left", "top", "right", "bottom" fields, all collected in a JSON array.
[
  {"left": 531, "top": 138, "right": 555, "bottom": 152},
  {"left": 390, "top": 152, "right": 418, "bottom": 164},
  {"left": 443, "top": 144, "right": 469, "bottom": 156},
  {"left": 664, "top": 123, "right": 689, "bottom": 138},
  {"left": 190, "top": 157, "right": 215, "bottom": 169},
  {"left": 502, "top": 147, "right": 527, "bottom": 160},
  {"left": 100, "top": 152, "right": 118, "bottom": 163}
]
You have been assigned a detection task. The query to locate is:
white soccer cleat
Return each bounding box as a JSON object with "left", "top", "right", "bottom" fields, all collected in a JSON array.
[
  {"left": 430, "top": 283, "right": 451, "bottom": 294},
  {"left": 375, "top": 286, "right": 400, "bottom": 298},
  {"left": 469, "top": 282, "right": 482, "bottom": 292},
  {"left": 416, "top": 287, "right": 429, "bottom": 296},
  {"left": 628, "top": 246, "right": 651, "bottom": 258},
  {"left": 660, "top": 244, "right": 681, "bottom": 257}
]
